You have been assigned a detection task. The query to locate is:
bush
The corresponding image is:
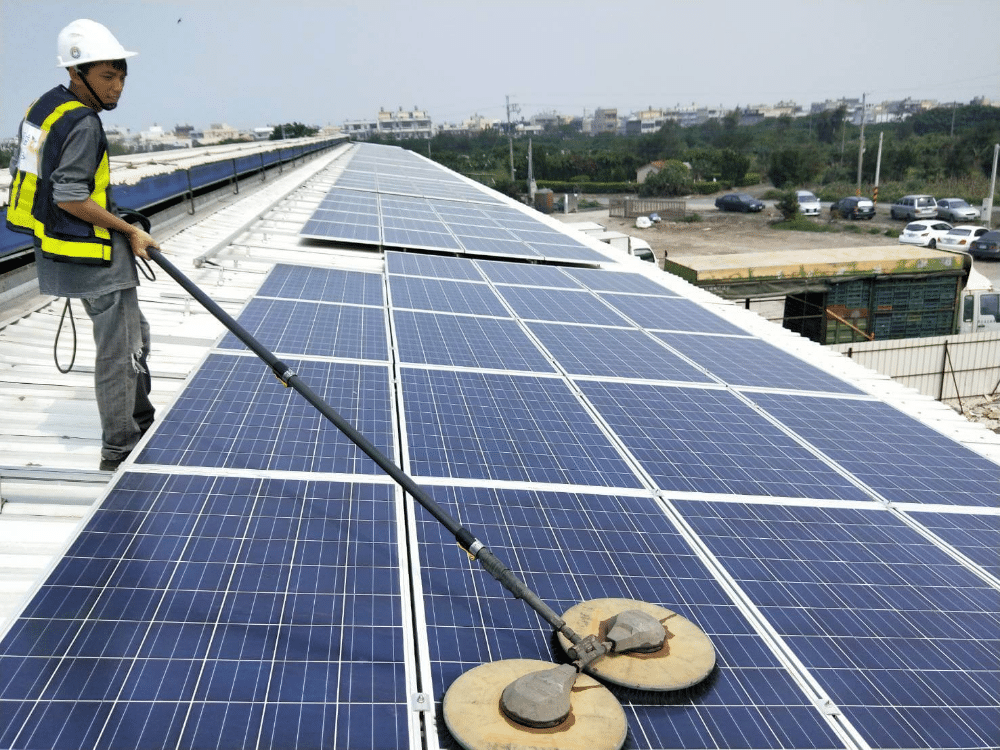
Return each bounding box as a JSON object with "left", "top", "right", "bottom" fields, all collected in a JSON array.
[
  {"left": 638, "top": 160, "right": 693, "bottom": 197},
  {"left": 536, "top": 180, "right": 635, "bottom": 193},
  {"left": 774, "top": 190, "right": 801, "bottom": 221},
  {"left": 693, "top": 181, "right": 724, "bottom": 195}
]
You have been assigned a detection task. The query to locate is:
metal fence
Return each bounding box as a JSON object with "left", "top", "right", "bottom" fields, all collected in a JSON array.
[
  {"left": 609, "top": 197, "right": 687, "bottom": 219},
  {"left": 830, "top": 331, "right": 1000, "bottom": 411}
]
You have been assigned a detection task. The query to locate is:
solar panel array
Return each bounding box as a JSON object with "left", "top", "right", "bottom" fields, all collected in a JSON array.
[
  {"left": 2, "top": 142, "right": 998, "bottom": 750},
  {"left": 301, "top": 143, "right": 609, "bottom": 264}
]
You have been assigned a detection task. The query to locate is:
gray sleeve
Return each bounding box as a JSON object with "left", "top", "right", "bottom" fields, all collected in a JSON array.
[
  {"left": 50, "top": 116, "right": 103, "bottom": 204},
  {"left": 8, "top": 122, "right": 21, "bottom": 178}
]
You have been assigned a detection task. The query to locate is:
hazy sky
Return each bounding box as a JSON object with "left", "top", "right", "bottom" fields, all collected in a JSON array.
[{"left": 3, "top": 0, "right": 999, "bottom": 137}]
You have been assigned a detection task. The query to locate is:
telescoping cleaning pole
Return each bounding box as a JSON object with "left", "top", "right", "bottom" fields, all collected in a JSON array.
[
  {"left": 146, "top": 247, "right": 608, "bottom": 662},
  {"left": 149, "top": 247, "right": 717, "bottom": 748}
]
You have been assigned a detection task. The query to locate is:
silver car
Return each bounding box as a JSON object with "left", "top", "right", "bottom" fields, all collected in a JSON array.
[
  {"left": 890, "top": 194, "right": 937, "bottom": 220},
  {"left": 936, "top": 198, "right": 981, "bottom": 222}
]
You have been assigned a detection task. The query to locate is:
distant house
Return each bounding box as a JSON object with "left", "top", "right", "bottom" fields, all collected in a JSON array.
[{"left": 637, "top": 161, "right": 666, "bottom": 184}]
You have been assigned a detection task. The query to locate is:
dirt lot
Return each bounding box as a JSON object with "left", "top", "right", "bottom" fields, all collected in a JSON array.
[{"left": 565, "top": 204, "right": 901, "bottom": 266}]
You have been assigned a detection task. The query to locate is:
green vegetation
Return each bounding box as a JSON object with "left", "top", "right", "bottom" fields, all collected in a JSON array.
[
  {"left": 270, "top": 122, "right": 319, "bottom": 140},
  {"left": 371, "top": 103, "right": 1000, "bottom": 209}
]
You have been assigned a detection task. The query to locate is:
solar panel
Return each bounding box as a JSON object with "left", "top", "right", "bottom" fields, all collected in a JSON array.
[
  {"left": 219, "top": 300, "right": 388, "bottom": 361},
  {"left": 137, "top": 354, "right": 394, "bottom": 474},
  {"left": 565, "top": 268, "right": 679, "bottom": 295},
  {"left": 302, "top": 146, "right": 605, "bottom": 265},
  {"left": 527, "top": 322, "right": 712, "bottom": 382},
  {"left": 600, "top": 293, "right": 748, "bottom": 335},
  {"left": 902, "top": 510, "right": 1000, "bottom": 577},
  {"left": 676, "top": 500, "right": 1000, "bottom": 750},
  {"left": 654, "top": 332, "right": 864, "bottom": 394},
  {"left": 750, "top": 393, "right": 1000, "bottom": 506},
  {"left": 414, "top": 487, "right": 848, "bottom": 750},
  {"left": 496, "top": 286, "right": 631, "bottom": 326},
  {"left": 475, "top": 260, "right": 583, "bottom": 289},
  {"left": 400, "top": 368, "right": 644, "bottom": 488},
  {"left": 257, "top": 265, "right": 384, "bottom": 306},
  {"left": 393, "top": 311, "right": 555, "bottom": 373},
  {"left": 385, "top": 250, "right": 482, "bottom": 282},
  {"left": 577, "top": 381, "right": 872, "bottom": 500},
  {"left": 387, "top": 275, "right": 509, "bottom": 317},
  {"left": 0, "top": 475, "right": 412, "bottom": 750}
]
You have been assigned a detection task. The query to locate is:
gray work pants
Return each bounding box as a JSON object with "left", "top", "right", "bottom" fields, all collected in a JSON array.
[{"left": 81, "top": 287, "right": 155, "bottom": 461}]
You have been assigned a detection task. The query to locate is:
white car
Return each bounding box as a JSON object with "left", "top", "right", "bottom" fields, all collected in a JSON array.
[
  {"left": 898, "top": 220, "right": 953, "bottom": 249},
  {"left": 796, "top": 190, "right": 821, "bottom": 217},
  {"left": 936, "top": 198, "right": 981, "bottom": 223},
  {"left": 936, "top": 225, "right": 990, "bottom": 252}
]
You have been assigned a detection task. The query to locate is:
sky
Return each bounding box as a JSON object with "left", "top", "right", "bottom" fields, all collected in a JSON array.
[{"left": 2, "top": 0, "right": 999, "bottom": 138}]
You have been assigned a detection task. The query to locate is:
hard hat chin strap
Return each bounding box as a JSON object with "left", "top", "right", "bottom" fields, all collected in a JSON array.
[{"left": 75, "top": 66, "right": 117, "bottom": 111}]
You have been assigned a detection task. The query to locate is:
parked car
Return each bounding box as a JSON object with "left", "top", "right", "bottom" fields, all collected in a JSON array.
[
  {"left": 795, "top": 190, "right": 821, "bottom": 216},
  {"left": 830, "top": 196, "right": 876, "bottom": 220},
  {"left": 635, "top": 215, "right": 653, "bottom": 229},
  {"left": 937, "top": 225, "right": 991, "bottom": 252},
  {"left": 890, "top": 194, "right": 937, "bottom": 220},
  {"left": 936, "top": 198, "right": 981, "bottom": 223},
  {"left": 648, "top": 212, "right": 662, "bottom": 223},
  {"left": 715, "top": 193, "right": 764, "bottom": 212},
  {"left": 898, "top": 220, "right": 953, "bottom": 249},
  {"left": 968, "top": 230, "right": 1000, "bottom": 260}
]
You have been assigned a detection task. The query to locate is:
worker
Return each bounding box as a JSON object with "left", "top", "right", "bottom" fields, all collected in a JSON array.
[{"left": 6, "top": 19, "right": 159, "bottom": 471}]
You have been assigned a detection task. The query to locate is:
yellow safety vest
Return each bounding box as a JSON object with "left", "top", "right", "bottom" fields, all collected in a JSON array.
[{"left": 6, "top": 86, "right": 113, "bottom": 265}]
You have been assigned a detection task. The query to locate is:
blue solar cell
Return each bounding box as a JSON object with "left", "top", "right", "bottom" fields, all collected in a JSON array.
[
  {"left": 903, "top": 511, "right": 1000, "bottom": 577},
  {"left": 381, "top": 226, "right": 462, "bottom": 251},
  {"left": 300, "top": 218, "right": 380, "bottom": 244},
  {"left": 385, "top": 250, "right": 482, "bottom": 281},
  {"left": 0, "top": 476, "right": 409, "bottom": 750},
  {"left": 677, "top": 500, "right": 1000, "bottom": 750},
  {"left": 601, "top": 293, "right": 748, "bottom": 335},
  {"left": 458, "top": 236, "right": 541, "bottom": 259},
  {"left": 655, "top": 332, "right": 864, "bottom": 394},
  {"left": 527, "top": 322, "right": 712, "bottom": 382},
  {"left": 400, "top": 369, "right": 643, "bottom": 487},
  {"left": 496, "top": 286, "right": 631, "bottom": 325},
  {"left": 257, "top": 264, "right": 384, "bottom": 306},
  {"left": 136, "top": 354, "right": 394, "bottom": 473},
  {"left": 527, "top": 242, "right": 608, "bottom": 262},
  {"left": 475, "top": 261, "right": 583, "bottom": 289},
  {"left": 218, "top": 299, "right": 388, "bottom": 360},
  {"left": 751, "top": 393, "right": 1000, "bottom": 506},
  {"left": 394, "top": 311, "right": 555, "bottom": 372},
  {"left": 388, "top": 275, "right": 509, "bottom": 316},
  {"left": 577, "top": 381, "right": 871, "bottom": 500},
  {"left": 565, "top": 268, "right": 677, "bottom": 295},
  {"left": 415, "top": 488, "right": 845, "bottom": 750}
]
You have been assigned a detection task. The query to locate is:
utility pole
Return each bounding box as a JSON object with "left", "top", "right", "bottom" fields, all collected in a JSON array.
[
  {"left": 985, "top": 143, "right": 999, "bottom": 227},
  {"left": 855, "top": 93, "right": 866, "bottom": 196},
  {"left": 527, "top": 138, "right": 536, "bottom": 201},
  {"left": 873, "top": 132, "right": 884, "bottom": 207},
  {"left": 506, "top": 95, "right": 520, "bottom": 182}
]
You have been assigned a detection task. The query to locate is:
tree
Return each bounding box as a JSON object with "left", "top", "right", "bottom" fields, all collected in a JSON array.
[
  {"left": 718, "top": 149, "right": 751, "bottom": 186},
  {"left": 768, "top": 147, "right": 821, "bottom": 188},
  {"left": 269, "top": 122, "right": 318, "bottom": 140},
  {"left": 775, "top": 190, "right": 800, "bottom": 221},
  {"left": 638, "top": 160, "right": 692, "bottom": 197}
]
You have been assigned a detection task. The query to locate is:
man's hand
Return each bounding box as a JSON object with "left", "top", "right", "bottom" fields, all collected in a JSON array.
[
  {"left": 57, "top": 198, "right": 160, "bottom": 260},
  {"left": 126, "top": 227, "right": 159, "bottom": 260}
]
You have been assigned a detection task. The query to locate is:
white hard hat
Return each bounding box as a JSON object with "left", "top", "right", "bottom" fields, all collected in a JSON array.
[{"left": 56, "top": 19, "right": 137, "bottom": 68}]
